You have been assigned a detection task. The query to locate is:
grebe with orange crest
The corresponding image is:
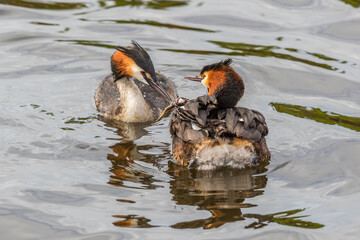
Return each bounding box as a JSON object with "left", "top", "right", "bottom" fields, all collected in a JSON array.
[
  {"left": 95, "top": 41, "right": 177, "bottom": 123},
  {"left": 169, "top": 59, "right": 270, "bottom": 170}
]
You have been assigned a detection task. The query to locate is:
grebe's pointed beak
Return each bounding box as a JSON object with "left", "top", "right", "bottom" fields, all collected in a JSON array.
[
  {"left": 184, "top": 76, "right": 203, "bottom": 82},
  {"left": 141, "top": 72, "right": 172, "bottom": 104}
]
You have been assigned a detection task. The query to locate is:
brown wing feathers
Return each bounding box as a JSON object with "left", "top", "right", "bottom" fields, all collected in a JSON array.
[{"left": 170, "top": 95, "right": 268, "bottom": 143}]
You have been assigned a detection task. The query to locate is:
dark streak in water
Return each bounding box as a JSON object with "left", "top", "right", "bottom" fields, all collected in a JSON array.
[
  {"left": 30, "top": 22, "right": 60, "bottom": 26},
  {"left": 308, "top": 52, "right": 338, "bottom": 61},
  {"left": 26, "top": 104, "right": 54, "bottom": 116},
  {"left": 94, "top": 19, "right": 217, "bottom": 32},
  {"left": 270, "top": 102, "right": 360, "bottom": 132},
  {"left": 117, "top": 199, "right": 136, "bottom": 203},
  {"left": 40, "top": 110, "right": 54, "bottom": 116},
  {"left": 59, "top": 27, "right": 70, "bottom": 33},
  {"left": 57, "top": 39, "right": 117, "bottom": 49},
  {"left": 146, "top": 0, "right": 188, "bottom": 9},
  {"left": 61, "top": 127, "right": 75, "bottom": 131},
  {"left": 98, "top": 0, "right": 189, "bottom": 10},
  {"left": 0, "top": 0, "right": 87, "bottom": 10},
  {"left": 64, "top": 115, "right": 97, "bottom": 125},
  {"left": 30, "top": 104, "right": 40, "bottom": 109}
]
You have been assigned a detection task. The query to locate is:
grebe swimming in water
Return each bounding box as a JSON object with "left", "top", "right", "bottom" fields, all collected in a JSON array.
[
  {"left": 95, "top": 41, "right": 177, "bottom": 123},
  {"left": 169, "top": 59, "right": 270, "bottom": 170}
]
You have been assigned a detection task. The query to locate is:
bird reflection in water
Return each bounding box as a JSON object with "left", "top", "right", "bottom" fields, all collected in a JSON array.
[
  {"left": 99, "top": 116, "right": 170, "bottom": 190},
  {"left": 99, "top": 117, "right": 323, "bottom": 229},
  {"left": 167, "top": 163, "right": 268, "bottom": 229},
  {"left": 99, "top": 117, "right": 169, "bottom": 228},
  {"left": 168, "top": 163, "right": 323, "bottom": 229}
]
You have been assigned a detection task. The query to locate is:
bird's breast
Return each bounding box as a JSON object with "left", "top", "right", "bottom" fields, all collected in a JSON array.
[{"left": 116, "top": 79, "right": 155, "bottom": 122}]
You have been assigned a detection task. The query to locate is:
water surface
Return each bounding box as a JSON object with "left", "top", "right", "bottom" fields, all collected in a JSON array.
[{"left": 0, "top": 0, "right": 360, "bottom": 239}]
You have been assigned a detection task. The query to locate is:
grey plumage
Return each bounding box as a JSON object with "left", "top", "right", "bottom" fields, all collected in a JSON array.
[{"left": 95, "top": 72, "right": 177, "bottom": 121}]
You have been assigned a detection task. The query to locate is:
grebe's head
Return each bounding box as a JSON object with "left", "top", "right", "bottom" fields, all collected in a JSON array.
[
  {"left": 185, "top": 59, "right": 245, "bottom": 108},
  {"left": 111, "top": 40, "right": 171, "bottom": 102}
]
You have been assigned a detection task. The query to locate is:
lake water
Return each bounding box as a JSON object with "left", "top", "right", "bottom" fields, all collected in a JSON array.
[{"left": 1, "top": 0, "right": 360, "bottom": 239}]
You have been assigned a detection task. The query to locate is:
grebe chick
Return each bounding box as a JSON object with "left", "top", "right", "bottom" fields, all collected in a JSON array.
[
  {"left": 170, "top": 59, "right": 270, "bottom": 170},
  {"left": 95, "top": 41, "right": 177, "bottom": 123}
]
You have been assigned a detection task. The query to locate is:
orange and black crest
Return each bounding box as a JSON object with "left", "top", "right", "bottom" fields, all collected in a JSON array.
[
  {"left": 111, "top": 40, "right": 156, "bottom": 81},
  {"left": 200, "top": 58, "right": 232, "bottom": 75},
  {"left": 115, "top": 40, "right": 157, "bottom": 81}
]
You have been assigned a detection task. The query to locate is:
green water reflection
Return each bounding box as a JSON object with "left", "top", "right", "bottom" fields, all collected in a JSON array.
[
  {"left": 244, "top": 209, "right": 324, "bottom": 229},
  {"left": 160, "top": 40, "right": 350, "bottom": 71},
  {"left": 30, "top": 22, "right": 60, "bottom": 26},
  {"left": 64, "top": 115, "right": 97, "bottom": 125},
  {"left": 98, "top": 0, "right": 189, "bottom": 10},
  {"left": 95, "top": 19, "right": 216, "bottom": 32},
  {"left": 270, "top": 102, "right": 360, "bottom": 132},
  {"left": 171, "top": 208, "right": 324, "bottom": 229},
  {"left": 0, "top": 0, "right": 86, "bottom": 10},
  {"left": 339, "top": 0, "right": 360, "bottom": 7},
  {"left": 21, "top": 103, "right": 54, "bottom": 116},
  {"left": 211, "top": 41, "right": 346, "bottom": 71}
]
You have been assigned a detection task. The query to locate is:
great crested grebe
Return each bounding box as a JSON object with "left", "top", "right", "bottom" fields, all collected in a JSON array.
[
  {"left": 169, "top": 59, "right": 270, "bottom": 170},
  {"left": 95, "top": 41, "right": 177, "bottom": 123}
]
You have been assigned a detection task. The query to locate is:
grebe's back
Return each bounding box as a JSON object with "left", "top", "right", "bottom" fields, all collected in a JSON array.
[
  {"left": 170, "top": 95, "right": 270, "bottom": 170},
  {"left": 169, "top": 59, "right": 270, "bottom": 170}
]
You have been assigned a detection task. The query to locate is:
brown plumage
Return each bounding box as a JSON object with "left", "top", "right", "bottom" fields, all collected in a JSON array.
[{"left": 169, "top": 59, "right": 270, "bottom": 170}]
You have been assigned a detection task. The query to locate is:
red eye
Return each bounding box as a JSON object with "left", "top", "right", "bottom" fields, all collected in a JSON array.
[{"left": 140, "top": 71, "right": 146, "bottom": 76}]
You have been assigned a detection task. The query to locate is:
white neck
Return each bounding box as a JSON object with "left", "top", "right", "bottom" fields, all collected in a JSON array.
[{"left": 116, "top": 77, "right": 154, "bottom": 122}]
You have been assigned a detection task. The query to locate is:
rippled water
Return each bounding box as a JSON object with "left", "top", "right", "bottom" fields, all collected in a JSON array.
[{"left": 1, "top": 0, "right": 360, "bottom": 239}]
